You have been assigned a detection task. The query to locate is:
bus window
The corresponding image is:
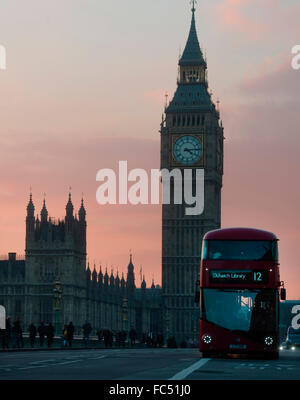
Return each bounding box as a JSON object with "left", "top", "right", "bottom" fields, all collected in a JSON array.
[{"left": 202, "top": 240, "right": 278, "bottom": 261}]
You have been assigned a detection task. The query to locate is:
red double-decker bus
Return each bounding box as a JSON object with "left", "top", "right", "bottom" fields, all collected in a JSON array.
[{"left": 196, "top": 227, "right": 286, "bottom": 359}]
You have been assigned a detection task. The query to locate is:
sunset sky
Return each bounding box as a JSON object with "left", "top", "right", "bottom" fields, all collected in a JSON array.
[{"left": 0, "top": 0, "right": 299, "bottom": 298}]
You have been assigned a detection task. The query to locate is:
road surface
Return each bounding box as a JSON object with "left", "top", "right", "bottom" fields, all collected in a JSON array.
[{"left": 0, "top": 348, "right": 299, "bottom": 380}]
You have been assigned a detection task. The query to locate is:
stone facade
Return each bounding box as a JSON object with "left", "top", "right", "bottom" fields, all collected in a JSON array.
[
  {"left": 0, "top": 194, "right": 162, "bottom": 336},
  {"left": 160, "top": 7, "right": 224, "bottom": 342}
]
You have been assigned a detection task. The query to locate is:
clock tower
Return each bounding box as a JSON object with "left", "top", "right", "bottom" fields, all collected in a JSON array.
[{"left": 160, "top": 4, "right": 224, "bottom": 342}]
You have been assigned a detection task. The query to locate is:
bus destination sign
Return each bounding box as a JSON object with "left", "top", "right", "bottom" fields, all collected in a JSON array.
[{"left": 209, "top": 270, "right": 269, "bottom": 284}]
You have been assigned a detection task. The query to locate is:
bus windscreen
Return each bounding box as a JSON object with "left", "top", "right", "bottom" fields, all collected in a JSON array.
[
  {"left": 202, "top": 240, "right": 278, "bottom": 261},
  {"left": 202, "top": 288, "right": 277, "bottom": 335}
]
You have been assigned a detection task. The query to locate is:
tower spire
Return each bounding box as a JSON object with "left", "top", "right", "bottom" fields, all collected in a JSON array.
[
  {"left": 191, "top": 0, "right": 197, "bottom": 13},
  {"left": 41, "top": 195, "right": 48, "bottom": 222},
  {"left": 179, "top": 1, "right": 205, "bottom": 67}
]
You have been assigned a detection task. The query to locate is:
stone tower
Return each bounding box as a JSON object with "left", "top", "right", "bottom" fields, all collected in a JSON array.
[
  {"left": 24, "top": 193, "right": 87, "bottom": 329},
  {"left": 160, "top": 5, "right": 224, "bottom": 342}
]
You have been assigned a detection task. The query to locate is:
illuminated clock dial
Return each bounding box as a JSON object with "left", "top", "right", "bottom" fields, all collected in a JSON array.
[{"left": 173, "top": 135, "right": 202, "bottom": 165}]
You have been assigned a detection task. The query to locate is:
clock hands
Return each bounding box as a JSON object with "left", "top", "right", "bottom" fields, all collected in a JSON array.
[{"left": 184, "top": 147, "right": 201, "bottom": 154}]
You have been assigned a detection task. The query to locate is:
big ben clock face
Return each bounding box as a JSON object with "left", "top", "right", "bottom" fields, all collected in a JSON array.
[{"left": 171, "top": 135, "right": 204, "bottom": 167}]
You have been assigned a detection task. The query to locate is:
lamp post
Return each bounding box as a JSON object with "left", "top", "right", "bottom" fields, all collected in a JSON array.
[
  {"left": 165, "top": 308, "right": 170, "bottom": 345},
  {"left": 122, "top": 297, "right": 128, "bottom": 333},
  {"left": 53, "top": 281, "right": 62, "bottom": 337}
]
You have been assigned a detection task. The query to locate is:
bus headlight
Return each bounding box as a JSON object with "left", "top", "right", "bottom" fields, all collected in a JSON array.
[
  {"left": 264, "top": 336, "right": 274, "bottom": 346},
  {"left": 202, "top": 334, "right": 212, "bottom": 344},
  {"left": 291, "top": 346, "right": 296, "bottom": 351}
]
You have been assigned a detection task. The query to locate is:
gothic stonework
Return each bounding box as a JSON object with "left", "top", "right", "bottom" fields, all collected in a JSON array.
[
  {"left": 0, "top": 195, "right": 162, "bottom": 337},
  {"left": 160, "top": 7, "right": 224, "bottom": 342}
]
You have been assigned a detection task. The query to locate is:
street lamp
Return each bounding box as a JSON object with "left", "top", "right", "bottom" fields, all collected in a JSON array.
[
  {"left": 53, "top": 281, "right": 62, "bottom": 336},
  {"left": 122, "top": 297, "right": 128, "bottom": 332},
  {"left": 165, "top": 308, "right": 170, "bottom": 343}
]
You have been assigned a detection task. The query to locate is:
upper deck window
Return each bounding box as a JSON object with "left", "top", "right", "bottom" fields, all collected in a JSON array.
[{"left": 202, "top": 240, "right": 278, "bottom": 261}]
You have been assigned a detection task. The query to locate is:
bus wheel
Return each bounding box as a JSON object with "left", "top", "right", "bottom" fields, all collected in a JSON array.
[{"left": 202, "top": 352, "right": 211, "bottom": 358}]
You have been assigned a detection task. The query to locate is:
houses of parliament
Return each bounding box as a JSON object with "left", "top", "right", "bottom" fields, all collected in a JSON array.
[{"left": 0, "top": 194, "right": 162, "bottom": 336}]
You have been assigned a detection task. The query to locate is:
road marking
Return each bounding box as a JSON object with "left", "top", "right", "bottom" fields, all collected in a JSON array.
[
  {"left": 18, "top": 365, "right": 49, "bottom": 370},
  {"left": 30, "top": 359, "right": 56, "bottom": 365},
  {"left": 87, "top": 355, "right": 106, "bottom": 360},
  {"left": 57, "top": 360, "right": 82, "bottom": 365},
  {"left": 169, "top": 358, "right": 210, "bottom": 380}
]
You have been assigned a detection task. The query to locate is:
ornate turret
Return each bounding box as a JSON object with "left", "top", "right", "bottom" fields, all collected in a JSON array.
[
  {"left": 40, "top": 198, "right": 48, "bottom": 223},
  {"left": 86, "top": 262, "right": 91, "bottom": 281},
  {"left": 79, "top": 197, "right": 86, "bottom": 222},
  {"left": 121, "top": 272, "right": 125, "bottom": 288},
  {"left": 92, "top": 264, "right": 97, "bottom": 282},
  {"left": 141, "top": 275, "right": 146, "bottom": 290},
  {"left": 179, "top": 3, "right": 206, "bottom": 69},
  {"left": 65, "top": 192, "right": 74, "bottom": 219},
  {"left": 126, "top": 253, "right": 135, "bottom": 296},
  {"left": 27, "top": 193, "right": 35, "bottom": 218},
  {"left": 104, "top": 268, "right": 109, "bottom": 286},
  {"left": 110, "top": 269, "right": 115, "bottom": 288},
  {"left": 115, "top": 270, "right": 120, "bottom": 289},
  {"left": 26, "top": 193, "right": 35, "bottom": 241},
  {"left": 98, "top": 265, "right": 103, "bottom": 285}
]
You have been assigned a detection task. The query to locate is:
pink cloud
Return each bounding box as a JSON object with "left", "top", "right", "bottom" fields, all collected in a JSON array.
[{"left": 217, "top": 0, "right": 269, "bottom": 40}]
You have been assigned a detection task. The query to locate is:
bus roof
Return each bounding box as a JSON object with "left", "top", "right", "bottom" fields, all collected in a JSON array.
[{"left": 204, "top": 227, "right": 277, "bottom": 241}]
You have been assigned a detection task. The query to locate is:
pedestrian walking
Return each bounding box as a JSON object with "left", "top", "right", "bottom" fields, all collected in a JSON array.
[
  {"left": 67, "top": 322, "right": 74, "bottom": 348},
  {"left": 103, "top": 328, "right": 110, "bottom": 348},
  {"left": 96, "top": 329, "right": 103, "bottom": 345},
  {"left": 46, "top": 322, "right": 54, "bottom": 347},
  {"left": 129, "top": 326, "right": 137, "bottom": 346},
  {"left": 62, "top": 324, "right": 68, "bottom": 347},
  {"left": 157, "top": 332, "right": 164, "bottom": 348},
  {"left": 120, "top": 330, "right": 127, "bottom": 347},
  {"left": 12, "top": 320, "right": 22, "bottom": 349},
  {"left": 29, "top": 323, "right": 37, "bottom": 348},
  {"left": 38, "top": 321, "right": 46, "bottom": 347},
  {"left": 82, "top": 321, "right": 92, "bottom": 347},
  {"left": 1, "top": 317, "right": 11, "bottom": 349}
]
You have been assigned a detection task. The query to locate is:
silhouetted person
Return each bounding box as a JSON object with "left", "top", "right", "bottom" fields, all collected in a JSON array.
[
  {"left": 129, "top": 326, "right": 137, "bottom": 346},
  {"left": 103, "top": 329, "right": 110, "bottom": 348},
  {"left": 141, "top": 332, "right": 146, "bottom": 345},
  {"left": 82, "top": 321, "right": 92, "bottom": 347},
  {"left": 12, "top": 320, "right": 22, "bottom": 348},
  {"left": 67, "top": 322, "right": 75, "bottom": 347},
  {"left": 1, "top": 317, "right": 11, "bottom": 349},
  {"left": 46, "top": 323, "right": 54, "bottom": 347},
  {"left": 38, "top": 321, "right": 45, "bottom": 347},
  {"left": 120, "top": 330, "right": 127, "bottom": 347},
  {"left": 62, "top": 324, "right": 68, "bottom": 347},
  {"left": 96, "top": 329, "right": 103, "bottom": 344},
  {"left": 157, "top": 332, "right": 164, "bottom": 348},
  {"left": 146, "top": 332, "right": 153, "bottom": 347},
  {"left": 29, "top": 323, "right": 37, "bottom": 348}
]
